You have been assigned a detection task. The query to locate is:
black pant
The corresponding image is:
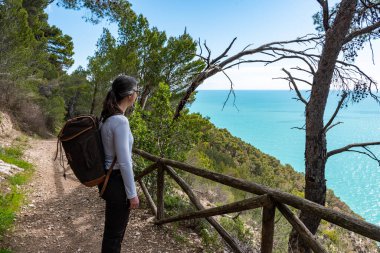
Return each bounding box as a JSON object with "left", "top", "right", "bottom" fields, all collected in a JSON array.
[{"left": 99, "top": 170, "right": 130, "bottom": 253}]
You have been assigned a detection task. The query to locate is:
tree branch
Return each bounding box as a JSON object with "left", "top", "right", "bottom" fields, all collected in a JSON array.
[
  {"left": 282, "top": 68, "right": 308, "bottom": 105},
  {"left": 221, "top": 69, "right": 239, "bottom": 111},
  {"left": 359, "top": 0, "right": 380, "bottom": 10},
  {"left": 273, "top": 76, "right": 312, "bottom": 86},
  {"left": 197, "top": 38, "right": 203, "bottom": 57},
  {"left": 291, "top": 66, "right": 315, "bottom": 76},
  {"left": 195, "top": 54, "right": 208, "bottom": 62},
  {"left": 291, "top": 126, "right": 306, "bottom": 131},
  {"left": 323, "top": 92, "right": 348, "bottom": 132},
  {"left": 327, "top": 141, "right": 380, "bottom": 158},
  {"left": 325, "top": 121, "right": 343, "bottom": 132},
  {"left": 317, "top": 0, "right": 330, "bottom": 31},
  {"left": 210, "top": 37, "right": 237, "bottom": 65},
  {"left": 173, "top": 35, "right": 323, "bottom": 119},
  {"left": 204, "top": 40, "right": 211, "bottom": 67},
  {"left": 341, "top": 149, "right": 380, "bottom": 165},
  {"left": 218, "top": 36, "right": 322, "bottom": 69},
  {"left": 343, "top": 20, "right": 380, "bottom": 44}
]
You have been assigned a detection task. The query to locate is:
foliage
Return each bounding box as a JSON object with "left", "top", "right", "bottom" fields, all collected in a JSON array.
[
  {"left": 196, "top": 221, "right": 222, "bottom": 252},
  {"left": 0, "top": 0, "right": 74, "bottom": 134},
  {"left": 313, "top": 1, "right": 380, "bottom": 63},
  {"left": 219, "top": 217, "right": 253, "bottom": 248},
  {"left": 0, "top": 249, "right": 12, "bottom": 253},
  {"left": 57, "top": 0, "right": 134, "bottom": 23},
  {"left": 83, "top": 4, "right": 204, "bottom": 114},
  {"left": 40, "top": 95, "right": 66, "bottom": 133},
  {"left": 130, "top": 83, "right": 207, "bottom": 195},
  {"left": 130, "top": 83, "right": 206, "bottom": 168},
  {"left": 57, "top": 67, "right": 92, "bottom": 118}
]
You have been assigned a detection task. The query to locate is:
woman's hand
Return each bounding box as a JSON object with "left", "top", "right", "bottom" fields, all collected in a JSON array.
[{"left": 129, "top": 196, "right": 139, "bottom": 209}]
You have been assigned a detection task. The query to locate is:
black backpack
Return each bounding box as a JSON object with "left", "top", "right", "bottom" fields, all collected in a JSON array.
[{"left": 55, "top": 115, "right": 116, "bottom": 196}]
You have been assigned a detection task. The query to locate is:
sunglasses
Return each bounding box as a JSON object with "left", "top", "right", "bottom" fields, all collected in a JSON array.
[{"left": 132, "top": 88, "right": 139, "bottom": 94}]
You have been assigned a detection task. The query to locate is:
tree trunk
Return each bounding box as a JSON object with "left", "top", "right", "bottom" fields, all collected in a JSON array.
[
  {"left": 288, "top": 1, "right": 357, "bottom": 252},
  {"left": 139, "top": 85, "right": 151, "bottom": 110},
  {"left": 67, "top": 91, "right": 79, "bottom": 119}
]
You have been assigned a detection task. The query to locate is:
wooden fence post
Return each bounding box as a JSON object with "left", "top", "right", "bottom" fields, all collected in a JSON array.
[
  {"left": 261, "top": 201, "right": 275, "bottom": 253},
  {"left": 156, "top": 164, "right": 165, "bottom": 221}
]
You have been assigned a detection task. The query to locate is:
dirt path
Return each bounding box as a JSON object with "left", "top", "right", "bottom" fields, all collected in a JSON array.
[{"left": 2, "top": 139, "right": 204, "bottom": 253}]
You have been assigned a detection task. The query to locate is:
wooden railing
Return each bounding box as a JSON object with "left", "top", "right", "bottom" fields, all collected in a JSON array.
[{"left": 132, "top": 148, "right": 380, "bottom": 253}]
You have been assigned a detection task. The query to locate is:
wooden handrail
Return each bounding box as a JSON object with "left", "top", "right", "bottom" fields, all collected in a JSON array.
[
  {"left": 133, "top": 148, "right": 380, "bottom": 242},
  {"left": 155, "top": 194, "right": 270, "bottom": 225},
  {"left": 134, "top": 162, "right": 159, "bottom": 181}
]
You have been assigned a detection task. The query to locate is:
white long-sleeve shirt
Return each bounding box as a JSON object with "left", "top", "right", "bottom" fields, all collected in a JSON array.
[{"left": 100, "top": 114, "right": 137, "bottom": 200}]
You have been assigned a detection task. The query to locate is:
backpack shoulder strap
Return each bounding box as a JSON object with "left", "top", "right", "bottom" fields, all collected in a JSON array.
[{"left": 99, "top": 157, "right": 117, "bottom": 197}]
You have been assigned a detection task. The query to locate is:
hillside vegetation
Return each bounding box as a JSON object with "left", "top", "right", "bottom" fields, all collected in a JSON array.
[{"left": 183, "top": 121, "right": 379, "bottom": 252}]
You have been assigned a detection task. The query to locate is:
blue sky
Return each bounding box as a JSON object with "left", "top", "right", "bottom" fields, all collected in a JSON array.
[{"left": 47, "top": 0, "right": 379, "bottom": 90}]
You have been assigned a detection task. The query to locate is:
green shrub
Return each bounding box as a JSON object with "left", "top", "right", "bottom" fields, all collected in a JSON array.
[
  {"left": 0, "top": 188, "right": 23, "bottom": 236},
  {"left": 0, "top": 147, "right": 33, "bottom": 170},
  {"left": 0, "top": 248, "right": 12, "bottom": 253},
  {"left": 0, "top": 145, "right": 33, "bottom": 240},
  {"left": 219, "top": 217, "right": 252, "bottom": 242},
  {"left": 323, "top": 229, "right": 339, "bottom": 244},
  {"left": 199, "top": 227, "right": 220, "bottom": 250}
]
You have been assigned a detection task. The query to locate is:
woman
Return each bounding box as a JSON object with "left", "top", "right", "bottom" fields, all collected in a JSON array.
[{"left": 99, "top": 75, "right": 140, "bottom": 253}]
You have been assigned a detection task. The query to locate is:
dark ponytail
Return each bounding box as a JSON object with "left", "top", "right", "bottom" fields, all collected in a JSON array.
[{"left": 101, "top": 75, "right": 138, "bottom": 122}]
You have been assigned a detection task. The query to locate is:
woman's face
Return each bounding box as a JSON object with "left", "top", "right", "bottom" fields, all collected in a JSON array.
[{"left": 131, "top": 86, "right": 139, "bottom": 102}]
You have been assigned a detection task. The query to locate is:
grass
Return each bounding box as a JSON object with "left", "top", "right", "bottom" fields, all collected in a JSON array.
[{"left": 0, "top": 144, "right": 34, "bottom": 251}]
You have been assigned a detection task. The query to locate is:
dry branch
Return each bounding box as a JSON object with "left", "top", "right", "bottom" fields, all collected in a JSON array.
[
  {"left": 173, "top": 35, "right": 322, "bottom": 119},
  {"left": 282, "top": 68, "right": 308, "bottom": 105},
  {"left": 327, "top": 141, "right": 380, "bottom": 158},
  {"left": 210, "top": 37, "right": 237, "bottom": 65},
  {"left": 323, "top": 92, "right": 348, "bottom": 132},
  {"left": 325, "top": 121, "right": 343, "bottom": 132}
]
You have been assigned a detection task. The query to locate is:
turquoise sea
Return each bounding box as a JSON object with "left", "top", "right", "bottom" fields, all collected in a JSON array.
[{"left": 190, "top": 90, "right": 380, "bottom": 226}]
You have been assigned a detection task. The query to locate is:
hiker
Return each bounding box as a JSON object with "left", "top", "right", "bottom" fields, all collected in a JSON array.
[{"left": 99, "top": 75, "right": 140, "bottom": 253}]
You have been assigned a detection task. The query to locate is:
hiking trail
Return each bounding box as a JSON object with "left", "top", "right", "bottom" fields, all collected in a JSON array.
[{"left": 2, "top": 138, "right": 204, "bottom": 253}]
